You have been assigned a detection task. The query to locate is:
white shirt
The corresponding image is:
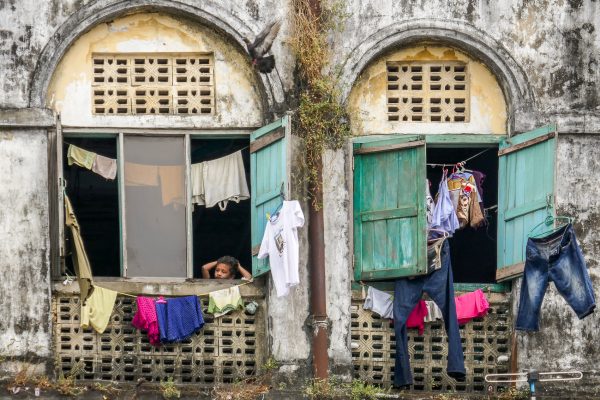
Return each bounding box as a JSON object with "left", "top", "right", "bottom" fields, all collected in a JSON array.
[
  {"left": 258, "top": 200, "right": 305, "bottom": 297},
  {"left": 363, "top": 286, "right": 394, "bottom": 319}
]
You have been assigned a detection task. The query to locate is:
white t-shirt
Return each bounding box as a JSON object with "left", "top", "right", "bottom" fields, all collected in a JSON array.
[{"left": 258, "top": 200, "right": 305, "bottom": 297}]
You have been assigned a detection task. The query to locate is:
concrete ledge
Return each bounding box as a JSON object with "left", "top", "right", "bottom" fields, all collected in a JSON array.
[{"left": 0, "top": 108, "right": 55, "bottom": 128}]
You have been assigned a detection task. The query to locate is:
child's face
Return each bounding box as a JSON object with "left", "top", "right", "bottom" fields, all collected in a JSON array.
[{"left": 215, "top": 263, "right": 234, "bottom": 279}]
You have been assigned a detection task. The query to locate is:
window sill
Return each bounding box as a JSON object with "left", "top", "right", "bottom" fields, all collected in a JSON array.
[{"left": 52, "top": 276, "right": 265, "bottom": 298}]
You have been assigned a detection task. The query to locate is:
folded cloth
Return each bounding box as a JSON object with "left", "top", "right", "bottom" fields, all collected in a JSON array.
[
  {"left": 155, "top": 296, "right": 204, "bottom": 343},
  {"left": 68, "top": 144, "right": 96, "bottom": 170},
  {"left": 158, "top": 165, "right": 185, "bottom": 206},
  {"left": 92, "top": 154, "right": 117, "bottom": 180},
  {"left": 64, "top": 195, "right": 94, "bottom": 304},
  {"left": 193, "top": 150, "right": 250, "bottom": 211},
  {"left": 363, "top": 286, "right": 394, "bottom": 319},
  {"left": 132, "top": 296, "right": 160, "bottom": 345},
  {"left": 455, "top": 289, "right": 490, "bottom": 325},
  {"left": 424, "top": 300, "right": 443, "bottom": 322},
  {"left": 208, "top": 286, "right": 244, "bottom": 318},
  {"left": 80, "top": 286, "right": 117, "bottom": 334},
  {"left": 124, "top": 162, "right": 159, "bottom": 186}
]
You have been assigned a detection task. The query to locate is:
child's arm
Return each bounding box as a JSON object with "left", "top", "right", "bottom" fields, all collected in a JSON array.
[
  {"left": 201, "top": 261, "right": 217, "bottom": 279},
  {"left": 237, "top": 264, "right": 252, "bottom": 280}
]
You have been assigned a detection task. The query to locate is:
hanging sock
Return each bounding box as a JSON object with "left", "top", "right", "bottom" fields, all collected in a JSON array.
[
  {"left": 92, "top": 154, "right": 117, "bottom": 180},
  {"left": 208, "top": 286, "right": 244, "bottom": 318},
  {"left": 67, "top": 144, "right": 96, "bottom": 170},
  {"left": 80, "top": 286, "right": 117, "bottom": 334}
]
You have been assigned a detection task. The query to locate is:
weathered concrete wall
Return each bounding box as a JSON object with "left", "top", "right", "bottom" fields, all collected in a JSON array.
[
  {"left": 348, "top": 45, "right": 507, "bottom": 135},
  {"left": 0, "top": 129, "right": 51, "bottom": 377},
  {"left": 514, "top": 134, "right": 600, "bottom": 394},
  {"left": 46, "top": 12, "right": 265, "bottom": 128},
  {"left": 323, "top": 148, "right": 353, "bottom": 377},
  {"left": 0, "top": 0, "right": 294, "bottom": 112},
  {"left": 333, "top": 0, "right": 600, "bottom": 134}
]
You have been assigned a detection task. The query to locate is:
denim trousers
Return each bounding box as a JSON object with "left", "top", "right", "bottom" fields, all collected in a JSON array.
[
  {"left": 516, "top": 224, "right": 596, "bottom": 331},
  {"left": 393, "top": 240, "right": 466, "bottom": 387}
]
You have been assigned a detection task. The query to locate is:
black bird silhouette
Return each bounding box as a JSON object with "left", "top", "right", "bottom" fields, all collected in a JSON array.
[{"left": 243, "top": 20, "right": 281, "bottom": 74}]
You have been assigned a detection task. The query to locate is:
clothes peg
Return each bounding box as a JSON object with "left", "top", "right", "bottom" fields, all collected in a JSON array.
[{"left": 156, "top": 296, "right": 167, "bottom": 304}]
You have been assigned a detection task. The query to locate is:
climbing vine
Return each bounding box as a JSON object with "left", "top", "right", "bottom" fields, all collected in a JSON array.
[{"left": 289, "top": 0, "right": 351, "bottom": 210}]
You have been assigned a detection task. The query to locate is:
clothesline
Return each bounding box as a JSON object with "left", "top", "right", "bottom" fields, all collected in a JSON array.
[
  {"left": 98, "top": 279, "right": 255, "bottom": 299},
  {"left": 426, "top": 147, "right": 493, "bottom": 168}
]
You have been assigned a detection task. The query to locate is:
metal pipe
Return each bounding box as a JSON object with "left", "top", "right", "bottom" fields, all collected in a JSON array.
[{"left": 308, "top": 155, "right": 329, "bottom": 379}]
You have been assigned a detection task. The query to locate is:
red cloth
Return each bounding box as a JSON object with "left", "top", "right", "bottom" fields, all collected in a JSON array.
[
  {"left": 406, "top": 300, "right": 428, "bottom": 335},
  {"left": 455, "top": 289, "right": 490, "bottom": 325},
  {"left": 132, "top": 296, "right": 160, "bottom": 345}
]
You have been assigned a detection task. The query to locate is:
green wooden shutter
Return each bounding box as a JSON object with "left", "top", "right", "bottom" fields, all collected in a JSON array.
[
  {"left": 497, "top": 125, "right": 557, "bottom": 281},
  {"left": 353, "top": 135, "right": 427, "bottom": 281},
  {"left": 250, "top": 116, "right": 290, "bottom": 277}
]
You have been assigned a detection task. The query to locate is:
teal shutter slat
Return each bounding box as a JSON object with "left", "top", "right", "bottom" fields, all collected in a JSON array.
[
  {"left": 250, "top": 116, "right": 289, "bottom": 277},
  {"left": 497, "top": 125, "right": 557, "bottom": 281},
  {"left": 353, "top": 135, "right": 427, "bottom": 281}
]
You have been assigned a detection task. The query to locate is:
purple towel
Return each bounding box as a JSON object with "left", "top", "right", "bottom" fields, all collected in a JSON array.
[{"left": 155, "top": 296, "right": 204, "bottom": 343}]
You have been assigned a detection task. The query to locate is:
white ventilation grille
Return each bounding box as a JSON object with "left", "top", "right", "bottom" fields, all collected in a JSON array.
[
  {"left": 92, "top": 53, "right": 215, "bottom": 116},
  {"left": 387, "top": 61, "right": 470, "bottom": 123}
]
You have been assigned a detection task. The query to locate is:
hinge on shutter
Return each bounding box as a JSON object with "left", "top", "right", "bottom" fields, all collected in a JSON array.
[{"left": 351, "top": 156, "right": 354, "bottom": 171}]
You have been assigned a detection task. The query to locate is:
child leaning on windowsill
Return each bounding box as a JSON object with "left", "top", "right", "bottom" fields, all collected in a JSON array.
[{"left": 201, "top": 256, "right": 252, "bottom": 280}]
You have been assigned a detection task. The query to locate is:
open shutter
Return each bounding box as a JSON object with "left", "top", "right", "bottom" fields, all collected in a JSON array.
[
  {"left": 496, "top": 125, "right": 557, "bottom": 281},
  {"left": 250, "top": 116, "right": 290, "bottom": 277},
  {"left": 353, "top": 135, "right": 427, "bottom": 281}
]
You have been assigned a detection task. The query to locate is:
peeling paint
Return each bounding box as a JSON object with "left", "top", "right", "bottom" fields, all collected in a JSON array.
[{"left": 46, "top": 12, "right": 264, "bottom": 128}]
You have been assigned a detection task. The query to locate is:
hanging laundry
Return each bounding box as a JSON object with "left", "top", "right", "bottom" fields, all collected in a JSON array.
[
  {"left": 431, "top": 170, "right": 459, "bottom": 235},
  {"left": 516, "top": 224, "right": 596, "bottom": 331},
  {"left": 124, "top": 162, "right": 159, "bottom": 187},
  {"left": 363, "top": 286, "right": 393, "bottom": 319},
  {"left": 64, "top": 195, "right": 94, "bottom": 304},
  {"left": 426, "top": 180, "right": 435, "bottom": 227},
  {"left": 468, "top": 188, "right": 485, "bottom": 229},
  {"left": 80, "top": 286, "right": 117, "bottom": 334},
  {"left": 455, "top": 289, "right": 490, "bottom": 325},
  {"left": 92, "top": 154, "right": 117, "bottom": 180},
  {"left": 158, "top": 165, "right": 185, "bottom": 206},
  {"left": 404, "top": 300, "right": 428, "bottom": 335},
  {"left": 392, "top": 240, "right": 465, "bottom": 387},
  {"left": 67, "top": 144, "right": 96, "bottom": 170},
  {"left": 258, "top": 200, "right": 305, "bottom": 297},
  {"left": 424, "top": 300, "right": 443, "bottom": 322},
  {"left": 208, "top": 286, "right": 244, "bottom": 318},
  {"left": 155, "top": 296, "right": 205, "bottom": 343},
  {"left": 471, "top": 170, "right": 486, "bottom": 206},
  {"left": 191, "top": 150, "right": 250, "bottom": 211},
  {"left": 132, "top": 296, "right": 160, "bottom": 345},
  {"left": 426, "top": 235, "right": 447, "bottom": 272}
]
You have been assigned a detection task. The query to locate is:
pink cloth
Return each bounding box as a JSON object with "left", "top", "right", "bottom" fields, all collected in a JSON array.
[
  {"left": 406, "top": 300, "right": 429, "bottom": 335},
  {"left": 132, "top": 296, "right": 160, "bottom": 345},
  {"left": 455, "top": 289, "right": 490, "bottom": 325}
]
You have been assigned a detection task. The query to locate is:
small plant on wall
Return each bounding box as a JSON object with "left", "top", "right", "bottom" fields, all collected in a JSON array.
[{"left": 289, "top": 0, "right": 351, "bottom": 210}]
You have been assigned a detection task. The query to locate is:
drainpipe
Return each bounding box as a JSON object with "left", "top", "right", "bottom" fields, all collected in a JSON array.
[{"left": 306, "top": 0, "right": 328, "bottom": 381}]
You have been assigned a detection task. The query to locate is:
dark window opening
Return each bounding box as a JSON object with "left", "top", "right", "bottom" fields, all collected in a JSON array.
[
  {"left": 426, "top": 146, "right": 498, "bottom": 284},
  {"left": 191, "top": 139, "right": 251, "bottom": 278},
  {"left": 63, "top": 138, "right": 120, "bottom": 277}
]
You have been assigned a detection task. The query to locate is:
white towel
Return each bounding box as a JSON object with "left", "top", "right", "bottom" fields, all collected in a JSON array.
[
  {"left": 424, "top": 300, "right": 443, "bottom": 322},
  {"left": 363, "top": 286, "right": 394, "bottom": 319},
  {"left": 191, "top": 150, "right": 250, "bottom": 211}
]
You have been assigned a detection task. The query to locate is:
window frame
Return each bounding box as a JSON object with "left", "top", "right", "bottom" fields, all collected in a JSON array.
[
  {"left": 351, "top": 133, "right": 511, "bottom": 293},
  {"left": 53, "top": 127, "right": 255, "bottom": 280}
]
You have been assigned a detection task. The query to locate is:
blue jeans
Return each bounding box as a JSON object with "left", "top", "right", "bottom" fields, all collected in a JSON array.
[
  {"left": 516, "top": 224, "right": 596, "bottom": 331},
  {"left": 393, "top": 240, "right": 466, "bottom": 387}
]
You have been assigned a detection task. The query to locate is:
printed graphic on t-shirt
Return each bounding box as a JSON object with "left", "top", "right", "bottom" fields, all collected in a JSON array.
[{"left": 274, "top": 228, "right": 285, "bottom": 256}]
